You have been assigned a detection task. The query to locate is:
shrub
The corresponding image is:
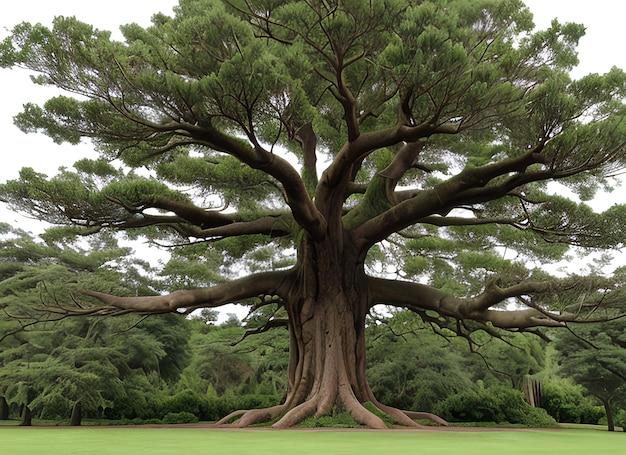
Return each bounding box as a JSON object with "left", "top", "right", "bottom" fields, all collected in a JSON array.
[
  {"left": 297, "top": 403, "right": 395, "bottom": 429},
  {"left": 162, "top": 412, "right": 199, "bottom": 424},
  {"left": 162, "top": 390, "right": 208, "bottom": 419},
  {"left": 143, "top": 418, "right": 164, "bottom": 424},
  {"left": 541, "top": 381, "right": 603, "bottom": 424},
  {"left": 36, "top": 393, "right": 72, "bottom": 420},
  {"left": 435, "top": 386, "right": 557, "bottom": 427},
  {"left": 105, "top": 388, "right": 164, "bottom": 420}
]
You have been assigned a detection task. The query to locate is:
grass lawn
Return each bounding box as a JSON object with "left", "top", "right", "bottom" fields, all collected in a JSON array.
[{"left": 1, "top": 427, "right": 624, "bottom": 455}]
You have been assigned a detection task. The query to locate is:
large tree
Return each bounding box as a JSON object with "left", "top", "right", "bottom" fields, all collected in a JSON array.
[{"left": 2, "top": 0, "right": 626, "bottom": 428}]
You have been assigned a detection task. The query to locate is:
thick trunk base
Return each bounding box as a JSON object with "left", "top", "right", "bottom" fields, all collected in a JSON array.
[
  {"left": 216, "top": 396, "right": 449, "bottom": 429},
  {"left": 216, "top": 242, "right": 450, "bottom": 429},
  {"left": 206, "top": 291, "right": 453, "bottom": 429}
]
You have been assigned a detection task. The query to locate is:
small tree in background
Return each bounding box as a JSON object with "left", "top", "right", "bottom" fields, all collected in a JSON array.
[{"left": 553, "top": 318, "right": 626, "bottom": 431}]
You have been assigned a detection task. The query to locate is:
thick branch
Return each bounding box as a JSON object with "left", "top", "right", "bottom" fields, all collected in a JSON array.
[
  {"left": 295, "top": 122, "right": 319, "bottom": 194},
  {"left": 183, "top": 128, "right": 326, "bottom": 239},
  {"left": 145, "top": 198, "right": 236, "bottom": 228},
  {"left": 74, "top": 270, "right": 291, "bottom": 316},
  {"left": 322, "top": 121, "right": 455, "bottom": 190},
  {"left": 367, "top": 276, "right": 575, "bottom": 331},
  {"left": 188, "top": 215, "right": 293, "bottom": 239},
  {"left": 379, "top": 141, "right": 427, "bottom": 180},
  {"left": 97, "top": 196, "right": 294, "bottom": 240},
  {"left": 354, "top": 148, "right": 547, "bottom": 247}
]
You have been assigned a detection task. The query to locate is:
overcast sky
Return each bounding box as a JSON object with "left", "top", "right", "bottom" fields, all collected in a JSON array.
[{"left": 1, "top": 0, "right": 624, "bottom": 227}]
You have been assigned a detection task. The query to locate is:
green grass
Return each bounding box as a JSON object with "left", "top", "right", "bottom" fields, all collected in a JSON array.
[{"left": 0, "top": 427, "right": 624, "bottom": 455}]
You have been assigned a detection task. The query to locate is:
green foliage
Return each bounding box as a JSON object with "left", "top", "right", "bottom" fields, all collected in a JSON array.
[
  {"left": 367, "top": 325, "right": 475, "bottom": 412},
  {"left": 470, "top": 334, "right": 546, "bottom": 388},
  {"left": 552, "top": 320, "right": 626, "bottom": 403},
  {"left": 162, "top": 390, "right": 206, "bottom": 418},
  {"left": 435, "top": 385, "right": 557, "bottom": 427},
  {"left": 162, "top": 411, "right": 199, "bottom": 424},
  {"left": 2, "top": 0, "right": 626, "bottom": 430},
  {"left": 541, "top": 381, "right": 604, "bottom": 424},
  {"left": 296, "top": 404, "right": 394, "bottom": 428},
  {"left": 0, "top": 226, "right": 194, "bottom": 421}
]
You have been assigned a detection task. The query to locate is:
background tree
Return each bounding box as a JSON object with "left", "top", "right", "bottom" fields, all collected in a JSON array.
[
  {"left": 469, "top": 332, "right": 545, "bottom": 390},
  {"left": 2, "top": 0, "right": 626, "bottom": 428},
  {"left": 0, "top": 224, "right": 192, "bottom": 421},
  {"left": 366, "top": 309, "right": 475, "bottom": 414},
  {"left": 552, "top": 318, "right": 626, "bottom": 431}
]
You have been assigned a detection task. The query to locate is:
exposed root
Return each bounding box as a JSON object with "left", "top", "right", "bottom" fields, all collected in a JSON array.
[
  {"left": 272, "top": 397, "right": 319, "bottom": 428},
  {"left": 235, "top": 404, "right": 287, "bottom": 427},
  {"left": 372, "top": 401, "right": 422, "bottom": 428},
  {"left": 402, "top": 410, "right": 450, "bottom": 426},
  {"left": 366, "top": 384, "right": 449, "bottom": 427},
  {"left": 215, "top": 409, "right": 248, "bottom": 425},
  {"left": 215, "top": 405, "right": 287, "bottom": 427},
  {"left": 213, "top": 400, "right": 448, "bottom": 429},
  {"left": 339, "top": 387, "right": 387, "bottom": 429}
]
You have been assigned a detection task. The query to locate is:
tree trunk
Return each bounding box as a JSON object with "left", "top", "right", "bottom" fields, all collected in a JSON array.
[
  {"left": 19, "top": 405, "right": 31, "bottom": 427},
  {"left": 70, "top": 401, "right": 82, "bottom": 426},
  {"left": 0, "top": 396, "right": 8, "bottom": 420},
  {"left": 602, "top": 398, "right": 615, "bottom": 432},
  {"left": 221, "top": 236, "right": 445, "bottom": 429}
]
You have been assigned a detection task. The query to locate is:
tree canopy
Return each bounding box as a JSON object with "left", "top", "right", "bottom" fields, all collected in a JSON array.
[{"left": 2, "top": 0, "right": 626, "bottom": 428}]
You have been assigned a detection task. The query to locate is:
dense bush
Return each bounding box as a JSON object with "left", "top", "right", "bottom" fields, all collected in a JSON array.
[
  {"left": 35, "top": 392, "right": 72, "bottom": 420},
  {"left": 435, "top": 386, "right": 557, "bottom": 427},
  {"left": 162, "top": 390, "right": 206, "bottom": 417},
  {"left": 540, "top": 381, "right": 604, "bottom": 424},
  {"left": 297, "top": 403, "right": 395, "bottom": 428},
  {"left": 103, "top": 387, "right": 164, "bottom": 420},
  {"left": 158, "top": 388, "right": 280, "bottom": 422},
  {"left": 162, "top": 411, "right": 199, "bottom": 424}
]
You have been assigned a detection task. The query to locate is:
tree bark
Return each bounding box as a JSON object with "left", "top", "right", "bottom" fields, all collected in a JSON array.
[
  {"left": 601, "top": 398, "right": 615, "bottom": 432},
  {"left": 0, "top": 396, "right": 8, "bottom": 420},
  {"left": 19, "top": 405, "right": 31, "bottom": 427},
  {"left": 70, "top": 401, "right": 82, "bottom": 426},
  {"left": 227, "top": 235, "right": 446, "bottom": 429}
]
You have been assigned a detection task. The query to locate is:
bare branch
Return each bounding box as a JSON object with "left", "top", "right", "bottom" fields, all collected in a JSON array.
[
  {"left": 366, "top": 276, "right": 608, "bottom": 332},
  {"left": 353, "top": 147, "right": 548, "bottom": 247},
  {"left": 48, "top": 270, "right": 293, "bottom": 317},
  {"left": 231, "top": 318, "right": 289, "bottom": 346}
]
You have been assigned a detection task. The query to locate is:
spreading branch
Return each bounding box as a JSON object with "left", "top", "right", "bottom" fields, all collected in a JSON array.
[
  {"left": 42, "top": 271, "right": 292, "bottom": 317},
  {"left": 367, "top": 276, "right": 616, "bottom": 333}
]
